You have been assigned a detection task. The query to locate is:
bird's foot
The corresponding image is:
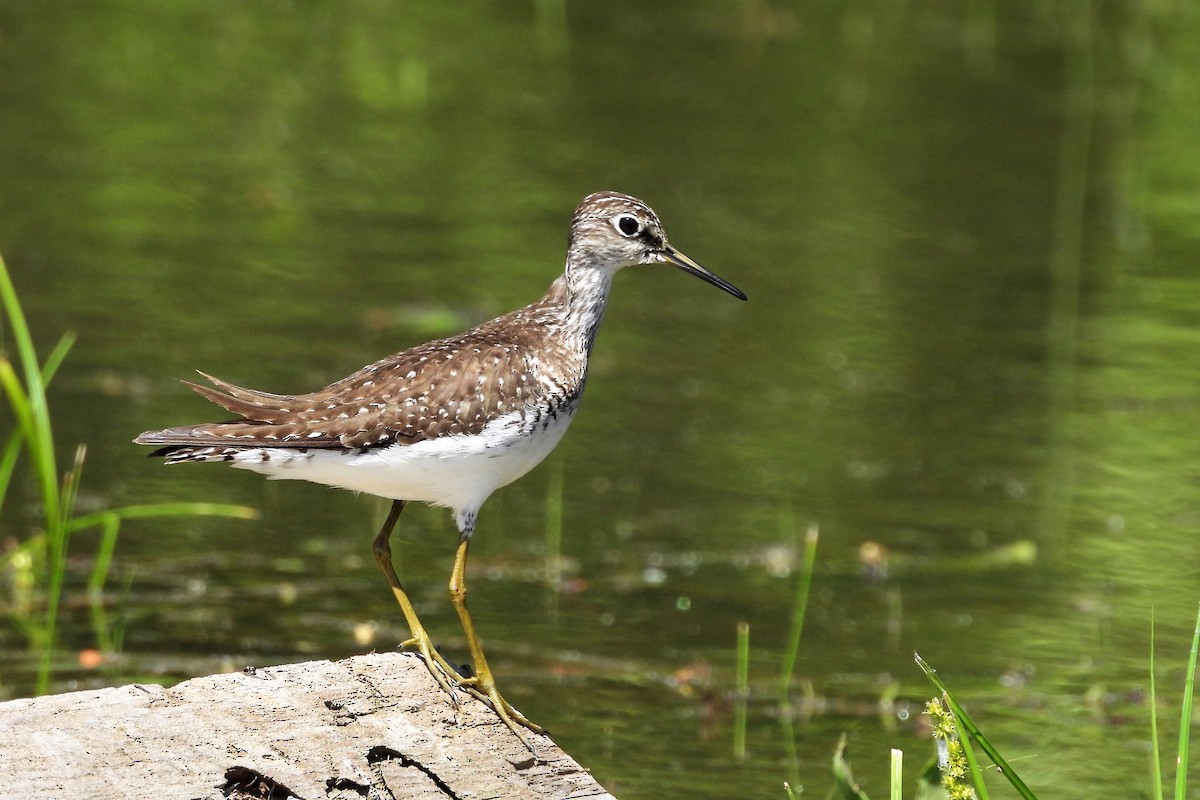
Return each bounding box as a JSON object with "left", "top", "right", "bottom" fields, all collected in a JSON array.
[
  {"left": 463, "top": 676, "right": 545, "bottom": 751},
  {"left": 400, "top": 631, "right": 474, "bottom": 701},
  {"left": 402, "top": 635, "right": 542, "bottom": 750}
]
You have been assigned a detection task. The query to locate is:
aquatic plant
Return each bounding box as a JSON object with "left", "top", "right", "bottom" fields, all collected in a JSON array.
[{"left": 0, "top": 253, "right": 255, "bottom": 693}]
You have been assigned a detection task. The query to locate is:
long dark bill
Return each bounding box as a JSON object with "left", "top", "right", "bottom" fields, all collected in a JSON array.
[{"left": 661, "top": 244, "right": 747, "bottom": 301}]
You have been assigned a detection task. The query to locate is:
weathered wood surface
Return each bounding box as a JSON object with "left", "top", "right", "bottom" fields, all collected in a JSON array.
[{"left": 0, "top": 651, "right": 617, "bottom": 799}]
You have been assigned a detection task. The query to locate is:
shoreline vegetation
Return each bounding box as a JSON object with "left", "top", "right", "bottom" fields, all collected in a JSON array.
[{"left": 0, "top": 253, "right": 255, "bottom": 693}]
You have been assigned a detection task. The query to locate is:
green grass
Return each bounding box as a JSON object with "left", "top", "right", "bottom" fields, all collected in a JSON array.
[
  {"left": 1150, "top": 610, "right": 1164, "bottom": 800},
  {"left": 889, "top": 748, "right": 902, "bottom": 800},
  {"left": 1170, "top": 603, "right": 1200, "bottom": 800},
  {"left": 778, "top": 518, "right": 819, "bottom": 790},
  {"left": 0, "top": 252, "right": 256, "bottom": 693},
  {"left": 779, "top": 522, "right": 819, "bottom": 698},
  {"left": 734, "top": 620, "right": 750, "bottom": 759}
]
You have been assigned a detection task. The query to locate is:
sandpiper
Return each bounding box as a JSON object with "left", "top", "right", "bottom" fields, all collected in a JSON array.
[{"left": 135, "top": 191, "right": 746, "bottom": 745}]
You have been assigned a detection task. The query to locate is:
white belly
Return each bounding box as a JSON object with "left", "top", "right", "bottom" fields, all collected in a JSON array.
[{"left": 228, "top": 408, "right": 575, "bottom": 517}]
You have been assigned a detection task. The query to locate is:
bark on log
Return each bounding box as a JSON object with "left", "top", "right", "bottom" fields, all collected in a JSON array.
[{"left": 0, "top": 651, "right": 618, "bottom": 799}]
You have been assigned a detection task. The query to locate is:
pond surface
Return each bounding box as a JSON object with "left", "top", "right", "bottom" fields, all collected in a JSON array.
[{"left": 2, "top": 3, "right": 1199, "bottom": 798}]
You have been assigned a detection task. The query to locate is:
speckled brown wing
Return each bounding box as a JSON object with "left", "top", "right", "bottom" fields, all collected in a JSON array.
[
  {"left": 134, "top": 297, "right": 575, "bottom": 452},
  {"left": 290, "top": 329, "right": 546, "bottom": 448}
]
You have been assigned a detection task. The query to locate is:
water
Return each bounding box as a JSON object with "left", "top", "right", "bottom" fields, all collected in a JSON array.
[{"left": 2, "top": 3, "right": 1199, "bottom": 797}]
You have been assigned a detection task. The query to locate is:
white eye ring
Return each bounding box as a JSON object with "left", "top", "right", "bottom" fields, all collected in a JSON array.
[{"left": 613, "top": 214, "right": 641, "bottom": 237}]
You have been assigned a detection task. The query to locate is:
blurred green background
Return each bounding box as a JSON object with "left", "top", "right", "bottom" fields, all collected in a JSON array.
[{"left": 2, "top": 2, "right": 1199, "bottom": 797}]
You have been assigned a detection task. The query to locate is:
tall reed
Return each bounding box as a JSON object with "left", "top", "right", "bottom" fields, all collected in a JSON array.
[{"left": 1, "top": 253, "right": 255, "bottom": 692}]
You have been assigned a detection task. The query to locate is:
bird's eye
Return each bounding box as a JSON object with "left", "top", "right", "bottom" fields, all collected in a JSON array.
[{"left": 614, "top": 215, "right": 641, "bottom": 237}]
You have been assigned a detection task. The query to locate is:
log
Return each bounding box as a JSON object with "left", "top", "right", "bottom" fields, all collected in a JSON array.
[{"left": 0, "top": 651, "right": 618, "bottom": 799}]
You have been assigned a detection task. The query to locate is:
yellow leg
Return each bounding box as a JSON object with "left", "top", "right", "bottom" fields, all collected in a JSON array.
[
  {"left": 371, "top": 500, "right": 475, "bottom": 699},
  {"left": 449, "top": 535, "right": 545, "bottom": 745}
]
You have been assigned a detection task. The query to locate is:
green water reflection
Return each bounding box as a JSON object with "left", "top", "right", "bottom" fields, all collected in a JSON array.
[{"left": 2, "top": 2, "right": 1199, "bottom": 798}]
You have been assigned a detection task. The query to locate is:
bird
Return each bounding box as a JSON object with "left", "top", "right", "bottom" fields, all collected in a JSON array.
[{"left": 134, "top": 190, "right": 746, "bottom": 746}]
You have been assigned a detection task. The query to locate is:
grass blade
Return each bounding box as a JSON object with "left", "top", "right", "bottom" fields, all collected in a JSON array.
[
  {"left": 86, "top": 514, "right": 123, "bottom": 652},
  {"left": 734, "top": 621, "right": 749, "bottom": 759},
  {"left": 87, "top": 514, "right": 122, "bottom": 598},
  {"left": 0, "top": 426, "right": 23, "bottom": 515},
  {"left": 917, "top": 653, "right": 1037, "bottom": 800},
  {"left": 1150, "top": 609, "right": 1163, "bottom": 800},
  {"left": 890, "top": 748, "right": 902, "bottom": 800},
  {"left": 0, "top": 333, "right": 72, "bottom": 519},
  {"left": 780, "top": 523, "right": 819, "bottom": 696},
  {"left": 67, "top": 502, "right": 259, "bottom": 531},
  {"left": 831, "top": 733, "right": 871, "bottom": 800},
  {"left": 956, "top": 711, "right": 991, "bottom": 800},
  {"left": 0, "top": 256, "right": 61, "bottom": 533},
  {"left": 1174, "top": 602, "right": 1200, "bottom": 800}
]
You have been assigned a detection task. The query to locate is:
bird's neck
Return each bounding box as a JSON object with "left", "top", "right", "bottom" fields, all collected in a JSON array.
[{"left": 559, "top": 261, "right": 615, "bottom": 355}]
